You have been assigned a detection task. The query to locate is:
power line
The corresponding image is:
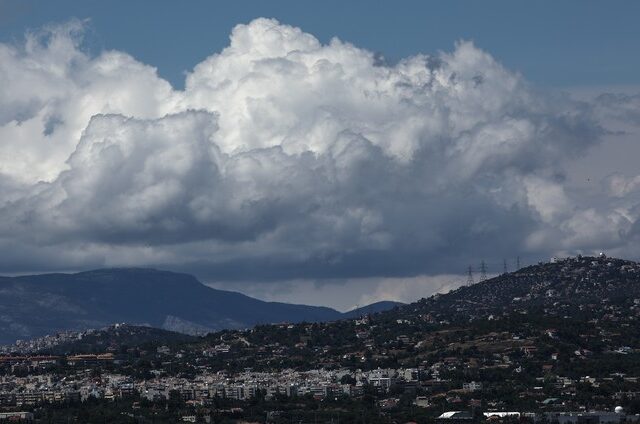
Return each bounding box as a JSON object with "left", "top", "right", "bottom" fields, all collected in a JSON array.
[{"left": 480, "top": 260, "right": 487, "bottom": 281}]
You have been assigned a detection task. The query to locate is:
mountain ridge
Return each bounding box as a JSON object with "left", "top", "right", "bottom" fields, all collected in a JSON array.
[{"left": 0, "top": 267, "right": 402, "bottom": 344}]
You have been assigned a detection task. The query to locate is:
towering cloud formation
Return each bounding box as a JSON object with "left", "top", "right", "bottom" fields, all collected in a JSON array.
[{"left": 0, "top": 18, "right": 638, "bottom": 282}]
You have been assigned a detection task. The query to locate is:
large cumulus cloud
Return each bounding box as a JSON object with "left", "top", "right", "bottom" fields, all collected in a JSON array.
[{"left": 0, "top": 18, "right": 638, "bottom": 281}]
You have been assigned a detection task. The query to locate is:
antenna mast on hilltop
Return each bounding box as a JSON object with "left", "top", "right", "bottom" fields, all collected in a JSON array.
[
  {"left": 480, "top": 260, "right": 488, "bottom": 281},
  {"left": 466, "top": 266, "right": 474, "bottom": 286}
]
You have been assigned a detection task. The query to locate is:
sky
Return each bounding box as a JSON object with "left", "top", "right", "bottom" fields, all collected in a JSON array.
[
  {"left": 3, "top": 0, "right": 640, "bottom": 89},
  {"left": 0, "top": 1, "right": 639, "bottom": 310}
]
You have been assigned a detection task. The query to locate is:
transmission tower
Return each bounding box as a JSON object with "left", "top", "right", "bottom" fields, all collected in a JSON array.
[
  {"left": 503, "top": 259, "right": 508, "bottom": 274},
  {"left": 480, "top": 260, "right": 487, "bottom": 281},
  {"left": 466, "top": 266, "right": 474, "bottom": 286},
  {"left": 516, "top": 256, "right": 521, "bottom": 270}
]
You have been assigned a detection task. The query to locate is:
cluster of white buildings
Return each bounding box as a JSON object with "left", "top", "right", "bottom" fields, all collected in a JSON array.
[
  {"left": 0, "top": 373, "right": 131, "bottom": 406},
  {"left": 0, "top": 367, "right": 423, "bottom": 407},
  {"left": 138, "top": 367, "right": 422, "bottom": 403},
  {"left": 0, "top": 329, "right": 93, "bottom": 355}
]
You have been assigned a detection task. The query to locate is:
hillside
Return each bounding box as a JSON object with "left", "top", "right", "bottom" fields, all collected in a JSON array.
[
  {"left": 30, "top": 324, "right": 197, "bottom": 355},
  {"left": 406, "top": 254, "right": 640, "bottom": 321},
  {"left": 0, "top": 268, "right": 399, "bottom": 344},
  {"left": 138, "top": 255, "right": 640, "bottom": 374},
  {"left": 341, "top": 301, "right": 404, "bottom": 319},
  {"left": 2, "top": 256, "right": 640, "bottom": 422}
]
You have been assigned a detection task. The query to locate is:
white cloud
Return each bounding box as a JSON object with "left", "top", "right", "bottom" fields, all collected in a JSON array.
[
  {"left": 0, "top": 17, "right": 639, "bottom": 299},
  {"left": 605, "top": 174, "right": 640, "bottom": 198},
  {"left": 0, "top": 19, "right": 176, "bottom": 185}
]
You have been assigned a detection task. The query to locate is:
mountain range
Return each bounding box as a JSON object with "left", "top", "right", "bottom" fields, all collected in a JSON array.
[
  {"left": 0, "top": 268, "right": 401, "bottom": 344},
  {"left": 31, "top": 255, "right": 640, "bottom": 371}
]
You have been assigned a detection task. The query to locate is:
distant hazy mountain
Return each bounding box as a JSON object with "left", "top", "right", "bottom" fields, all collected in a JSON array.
[
  {"left": 341, "top": 301, "right": 404, "bottom": 319},
  {"left": 0, "top": 268, "right": 401, "bottom": 344}
]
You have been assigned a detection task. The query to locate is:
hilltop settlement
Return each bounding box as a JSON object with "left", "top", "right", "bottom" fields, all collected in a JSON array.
[{"left": 2, "top": 255, "right": 640, "bottom": 423}]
